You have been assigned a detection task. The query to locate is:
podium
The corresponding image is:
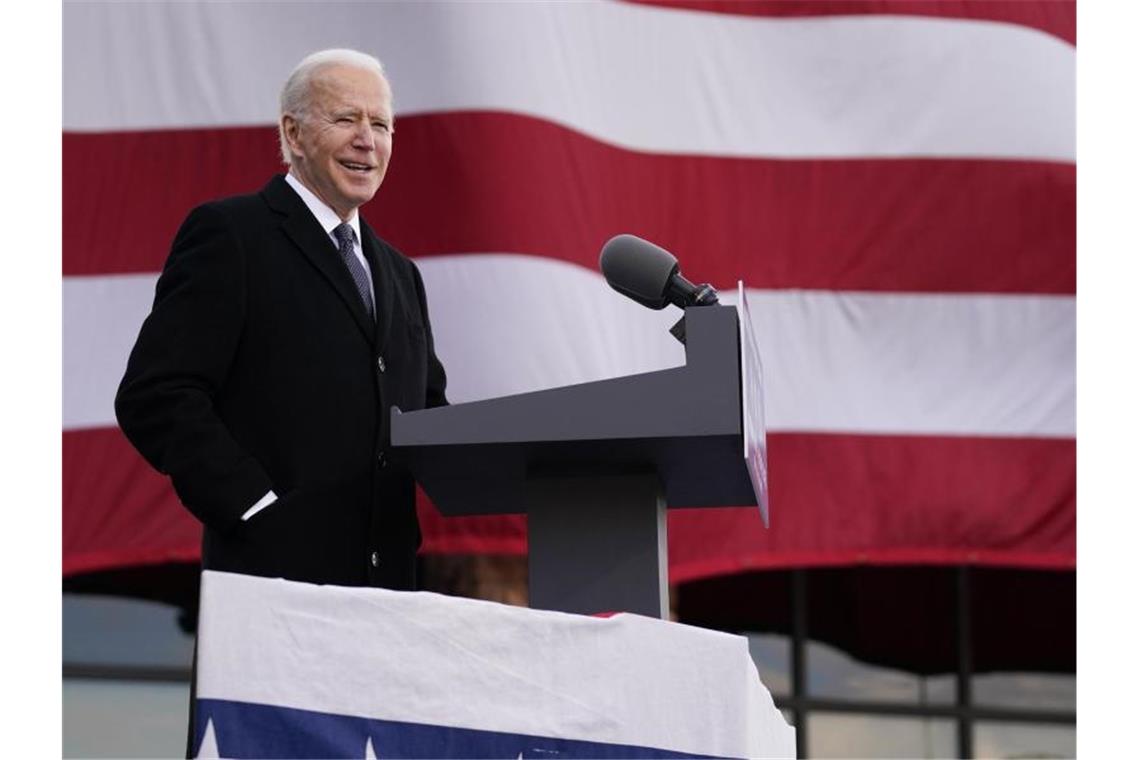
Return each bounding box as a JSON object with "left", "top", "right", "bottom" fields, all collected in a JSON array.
[{"left": 392, "top": 301, "right": 767, "bottom": 618}]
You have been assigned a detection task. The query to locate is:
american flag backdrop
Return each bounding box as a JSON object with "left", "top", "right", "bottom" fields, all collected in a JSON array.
[{"left": 62, "top": 1, "right": 1075, "bottom": 586}]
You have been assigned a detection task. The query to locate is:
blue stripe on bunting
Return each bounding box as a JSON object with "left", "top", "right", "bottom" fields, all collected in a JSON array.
[{"left": 195, "top": 698, "right": 733, "bottom": 759}]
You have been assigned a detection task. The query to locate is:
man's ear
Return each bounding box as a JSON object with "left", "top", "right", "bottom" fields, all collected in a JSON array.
[{"left": 282, "top": 114, "right": 304, "bottom": 158}]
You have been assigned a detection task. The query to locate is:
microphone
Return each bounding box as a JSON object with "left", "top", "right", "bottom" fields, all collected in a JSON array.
[{"left": 599, "top": 234, "right": 719, "bottom": 310}]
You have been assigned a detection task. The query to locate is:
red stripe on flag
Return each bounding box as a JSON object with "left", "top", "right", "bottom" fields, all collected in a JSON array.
[
  {"left": 621, "top": 1, "right": 1076, "bottom": 46},
  {"left": 66, "top": 427, "right": 1073, "bottom": 578},
  {"left": 398, "top": 433, "right": 1075, "bottom": 578},
  {"left": 64, "top": 114, "right": 1075, "bottom": 294},
  {"left": 666, "top": 432, "right": 1075, "bottom": 581},
  {"left": 63, "top": 426, "right": 202, "bottom": 576}
]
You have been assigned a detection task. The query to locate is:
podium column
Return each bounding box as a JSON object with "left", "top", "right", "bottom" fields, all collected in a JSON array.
[{"left": 527, "top": 473, "right": 668, "bottom": 619}]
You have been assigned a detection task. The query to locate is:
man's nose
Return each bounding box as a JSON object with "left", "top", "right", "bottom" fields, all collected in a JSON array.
[{"left": 352, "top": 122, "right": 375, "bottom": 151}]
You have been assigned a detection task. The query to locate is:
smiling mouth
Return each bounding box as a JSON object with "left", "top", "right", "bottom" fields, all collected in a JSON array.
[{"left": 339, "top": 160, "right": 375, "bottom": 173}]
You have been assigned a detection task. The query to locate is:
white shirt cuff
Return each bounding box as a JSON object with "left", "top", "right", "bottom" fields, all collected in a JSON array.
[{"left": 241, "top": 490, "right": 278, "bottom": 521}]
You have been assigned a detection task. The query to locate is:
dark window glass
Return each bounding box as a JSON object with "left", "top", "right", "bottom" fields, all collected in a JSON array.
[
  {"left": 63, "top": 679, "right": 189, "bottom": 758},
  {"left": 745, "top": 632, "right": 791, "bottom": 696},
  {"left": 63, "top": 594, "right": 193, "bottom": 669},
  {"left": 807, "top": 639, "right": 955, "bottom": 705},
  {"left": 807, "top": 713, "right": 955, "bottom": 758},
  {"left": 973, "top": 720, "right": 1076, "bottom": 759},
  {"left": 972, "top": 672, "right": 1075, "bottom": 712}
]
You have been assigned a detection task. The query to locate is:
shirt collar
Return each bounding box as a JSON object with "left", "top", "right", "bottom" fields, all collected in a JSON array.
[{"left": 284, "top": 171, "right": 361, "bottom": 245}]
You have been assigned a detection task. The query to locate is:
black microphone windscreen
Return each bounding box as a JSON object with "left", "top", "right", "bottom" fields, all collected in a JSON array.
[{"left": 599, "top": 234, "right": 678, "bottom": 310}]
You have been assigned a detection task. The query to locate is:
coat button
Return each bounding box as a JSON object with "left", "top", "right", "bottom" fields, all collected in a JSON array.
[
  {"left": 377, "top": 451, "right": 386, "bottom": 468},
  {"left": 370, "top": 551, "right": 380, "bottom": 568},
  {"left": 376, "top": 356, "right": 386, "bottom": 373}
]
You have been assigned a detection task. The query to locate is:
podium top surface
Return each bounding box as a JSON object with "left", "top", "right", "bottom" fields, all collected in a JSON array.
[{"left": 391, "top": 306, "right": 762, "bottom": 516}]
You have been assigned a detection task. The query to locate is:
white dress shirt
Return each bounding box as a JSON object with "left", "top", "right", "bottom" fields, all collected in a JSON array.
[{"left": 284, "top": 171, "right": 375, "bottom": 310}]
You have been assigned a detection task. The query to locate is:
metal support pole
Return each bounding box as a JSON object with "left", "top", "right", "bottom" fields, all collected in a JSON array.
[
  {"left": 792, "top": 569, "right": 808, "bottom": 759},
  {"left": 956, "top": 566, "right": 974, "bottom": 759}
]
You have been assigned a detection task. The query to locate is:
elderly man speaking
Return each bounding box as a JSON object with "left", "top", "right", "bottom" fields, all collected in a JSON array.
[{"left": 116, "top": 48, "right": 448, "bottom": 594}]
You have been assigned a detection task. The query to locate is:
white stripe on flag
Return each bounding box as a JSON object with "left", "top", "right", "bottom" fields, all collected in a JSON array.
[
  {"left": 63, "top": 1, "right": 1074, "bottom": 161},
  {"left": 64, "top": 256, "right": 1074, "bottom": 437}
]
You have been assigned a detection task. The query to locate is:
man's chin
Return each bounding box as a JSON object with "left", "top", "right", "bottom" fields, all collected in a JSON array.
[
  {"left": 356, "top": 177, "right": 380, "bottom": 192},
  {"left": 338, "top": 180, "right": 380, "bottom": 204},
  {"left": 348, "top": 191, "right": 379, "bottom": 209}
]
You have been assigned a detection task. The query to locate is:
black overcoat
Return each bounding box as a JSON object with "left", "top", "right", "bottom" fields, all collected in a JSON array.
[{"left": 115, "top": 175, "right": 448, "bottom": 590}]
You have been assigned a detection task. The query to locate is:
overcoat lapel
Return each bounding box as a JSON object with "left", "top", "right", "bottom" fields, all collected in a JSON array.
[
  {"left": 360, "top": 222, "right": 395, "bottom": 351},
  {"left": 262, "top": 175, "right": 376, "bottom": 343}
]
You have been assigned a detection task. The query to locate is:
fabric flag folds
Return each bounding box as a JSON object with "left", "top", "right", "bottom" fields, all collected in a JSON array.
[
  {"left": 193, "top": 571, "right": 795, "bottom": 758},
  {"left": 62, "top": 1, "right": 1075, "bottom": 582}
]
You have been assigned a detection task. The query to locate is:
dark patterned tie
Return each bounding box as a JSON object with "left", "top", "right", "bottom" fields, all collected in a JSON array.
[{"left": 332, "top": 223, "right": 374, "bottom": 320}]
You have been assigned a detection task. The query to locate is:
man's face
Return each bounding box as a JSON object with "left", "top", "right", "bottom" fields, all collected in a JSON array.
[{"left": 283, "top": 64, "right": 393, "bottom": 220}]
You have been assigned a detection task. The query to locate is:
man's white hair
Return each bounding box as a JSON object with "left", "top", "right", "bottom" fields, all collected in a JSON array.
[{"left": 278, "top": 48, "right": 389, "bottom": 165}]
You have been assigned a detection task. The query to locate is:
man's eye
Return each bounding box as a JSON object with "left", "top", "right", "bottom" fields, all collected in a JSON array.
[
  {"left": 373, "top": 122, "right": 390, "bottom": 132},
  {"left": 336, "top": 117, "right": 353, "bottom": 124}
]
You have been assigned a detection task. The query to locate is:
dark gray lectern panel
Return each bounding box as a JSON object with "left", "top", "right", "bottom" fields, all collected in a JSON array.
[
  {"left": 528, "top": 474, "right": 667, "bottom": 619},
  {"left": 392, "top": 306, "right": 754, "bottom": 514},
  {"left": 391, "top": 435, "right": 753, "bottom": 518}
]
